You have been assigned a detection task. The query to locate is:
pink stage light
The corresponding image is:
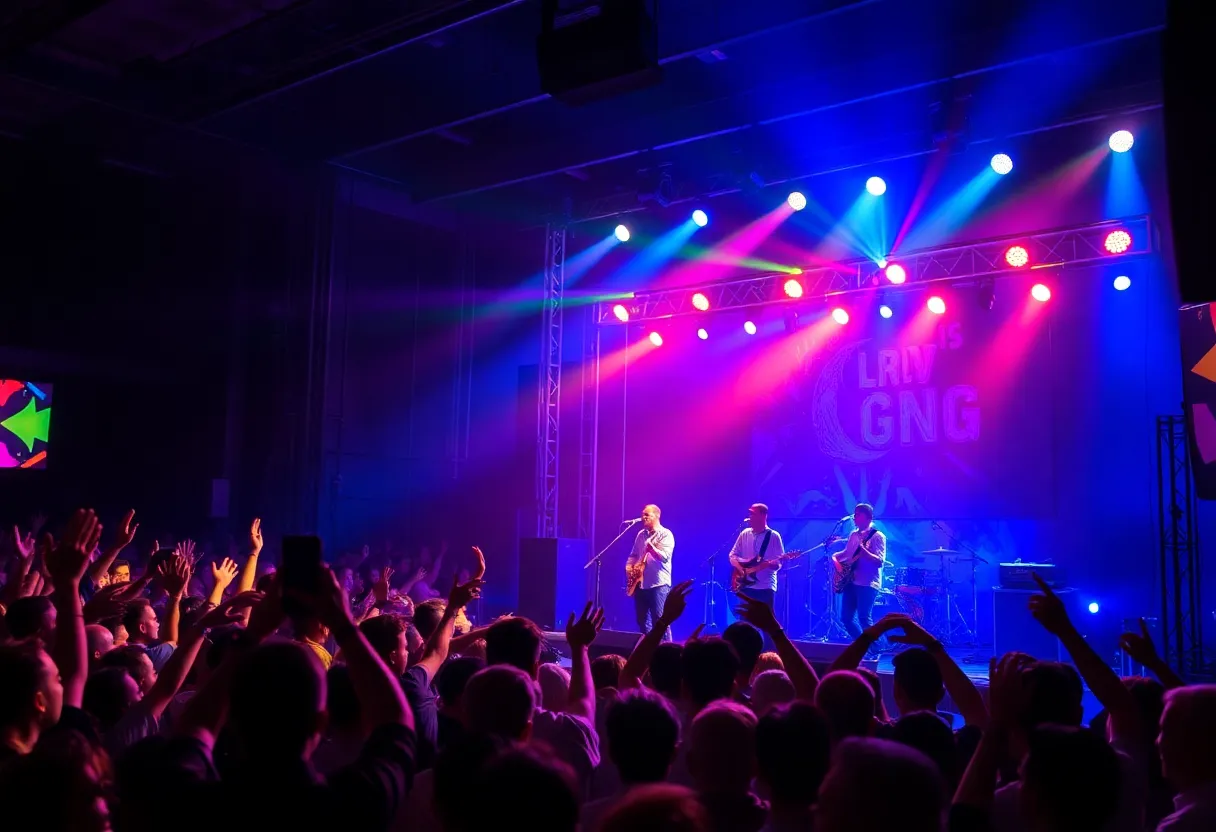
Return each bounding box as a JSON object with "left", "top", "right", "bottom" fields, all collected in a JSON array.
[
  {"left": 648, "top": 331, "right": 663, "bottom": 347},
  {"left": 697, "top": 327, "right": 709, "bottom": 340},
  {"left": 885, "top": 264, "right": 907, "bottom": 284},
  {"left": 831, "top": 308, "right": 850, "bottom": 325},
  {"left": 1104, "top": 229, "right": 1132, "bottom": 254},
  {"left": 743, "top": 321, "right": 758, "bottom": 335},
  {"left": 783, "top": 279, "right": 804, "bottom": 299},
  {"left": 927, "top": 296, "right": 946, "bottom": 315},
  {"left": 1005, "top": 245, "right": 1029, "bottom": 268},
  {"left": 691, "top": 292, "right": 710, "bottom": 311},
  {"left": 1031, "top": 283, "right": 1052, "bottom": 302},
  {"left": 612, "top": 304, "right": 630, "bottom": 322}
]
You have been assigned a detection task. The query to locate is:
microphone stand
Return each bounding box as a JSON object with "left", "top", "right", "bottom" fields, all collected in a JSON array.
[
  {"left": 585, "top": 519, "right": 640, "bottom": 610},
  {"left": 700, "top": 521, "right": 745, "bottom": 635},
  {"left": 807, "top": 518, "right": 849, "bottom": 641},
  {"left": 930, "top": 521, "right": 988, "bottom": 650}
]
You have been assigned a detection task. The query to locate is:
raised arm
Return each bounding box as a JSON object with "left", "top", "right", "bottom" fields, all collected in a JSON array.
[
  {"left": 1120, "top": 618, "right": 1186, "bottom": 690},
  {"left": 564, "top": 602, "right": 606, "bottom": 722},
  {"left": 413, "top": 576, "right": 484, "bottom": 683},
  {"left": 45, "top": 509, "right": 105, "bottom": 708},
  {"left": 619, "top": 579, "right": 694, "bottom": 689},
  {"left": 156, "top": 556, "right": 192, "bottom": 646},
  {"left": 87, "top": 509, "right": 138, "bottom": 588},
  {"left": 737, "top": 594, "right": 819, "bottom": 700},
  {"left": 888, "top": 615, "right": 988, "bottom": 726}
]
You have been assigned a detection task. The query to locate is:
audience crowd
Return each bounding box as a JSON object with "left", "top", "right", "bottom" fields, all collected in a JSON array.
[{"left": 1, "top": 507, "right": 1214, "bottom": 832}]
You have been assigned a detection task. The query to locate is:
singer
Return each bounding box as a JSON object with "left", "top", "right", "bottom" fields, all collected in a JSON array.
[
  {"left": 729, "top": 503, "right": 784, "bottom": 612},
  {"left": 626, "top": 504, "right": 675, "bottom": 640},
  {"left": 832, "top": 502, "right": 887, "bottom": 640}
]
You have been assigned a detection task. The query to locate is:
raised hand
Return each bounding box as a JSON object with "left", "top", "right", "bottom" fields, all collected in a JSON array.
[
  {"left": 115, "top": 509, "right": 139, "bottom": 549},
  {"left": 250, "top": 518, "right": 264, "bottom": 555},
  {"left": 736, "top": 592, "right": 781, "bottom": 634},
  {"left": 988, "top": 651, "right": 1035, "bottom": 728},
  {"left": 175, "top": 539, "right": 199, "bottom": 567},
  {"left": 1028, "top": 572, "right": 1072, "bottom": 636},
  {"left": 659, "top": 579, "right": 695, "bottom": 627},
  {"left": 372, "top": 566, "right": 394, "bottom": 603},
  {"left": 566, "top": 602, "right": 606, "bottom": 649},
  {"left": 880, "top": 613, "right": 936, "bottom": 646},
  {"left": 1119, "top": 618, "right": 1161, "bottom": 667},
  {"left": 447, "top": 574, "right": 485, "bottom": 610},
  {"left": 687, "top": 622, "right": 706, "bottom": 642},
  {"left": 471, "top": 546, "right": 486, "bottom": 581},
  {"left": 82, "top": 584, "right": 130, "bottom": 622},
  {"left": 197, "top": 590, "right": 265, "bottom": 628},
  {"left": 45, "top": 509, "right": 104, "bottom": 587},
  {"left": 210, "top": 557, "right": 239, "bottom": 591},
  {"left": 19, "top": 570, "right": 45, "bottom": 598},
  {"left": 12, "top": 526, "right": 35, "bottom": 560},
  {"left": 157, "top": 555, "right": 192, "bottom": 598}
]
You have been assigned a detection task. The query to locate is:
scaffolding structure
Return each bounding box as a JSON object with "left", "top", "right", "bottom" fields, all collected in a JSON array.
[
  {"left": 536, "top": 224, "right": 565, "bottom": 538},
  {"left": 1157, "top": 415, "right": 1206, "bottom": 678}
]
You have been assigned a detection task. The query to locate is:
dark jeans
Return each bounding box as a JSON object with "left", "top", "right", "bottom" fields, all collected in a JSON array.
[
  {"left": 634, "top": 584, "right": 672, "bottom": 641},
  {"left": 841, "top": 583, "right": 878, "bottom": 640}
]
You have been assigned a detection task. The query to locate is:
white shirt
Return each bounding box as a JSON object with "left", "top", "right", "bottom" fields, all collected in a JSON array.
[
  {"left": 840, "top": 527, "right": 886, "bottom": 588},
  {"left": 729, "top": 527, "right": 785, "bottom": 592},
  {"left": 627, "top": 525, "right": 674, "bottom": 590}
]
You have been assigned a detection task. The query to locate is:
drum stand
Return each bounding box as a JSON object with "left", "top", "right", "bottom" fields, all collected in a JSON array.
[
  {"left": 930, "top": 523, "right": 987, "bottom": 647},
  {"left": 805, "top": 560, "right": 851, "bottom": 642},
  {"left": 699, "top": 523, "right": 744, "bottom": 634}
]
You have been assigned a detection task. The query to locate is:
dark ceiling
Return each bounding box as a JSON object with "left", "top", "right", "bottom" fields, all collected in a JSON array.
[{"left": 1, "top": 0, "right": 1164, "bottom": 221}]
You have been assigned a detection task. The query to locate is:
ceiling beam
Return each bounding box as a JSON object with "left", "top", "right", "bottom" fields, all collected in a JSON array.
[{"left": 0, "top": 0, "right": 113, "bottom": 61}]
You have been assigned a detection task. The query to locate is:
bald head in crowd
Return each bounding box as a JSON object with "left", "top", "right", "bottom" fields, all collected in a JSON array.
[{"left": 463, "top": 664, "right": 537, "bottom": 741}]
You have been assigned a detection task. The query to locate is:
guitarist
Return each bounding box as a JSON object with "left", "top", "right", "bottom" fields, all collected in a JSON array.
[
  {"left": 729, "top": 503, "right": 785, "bottom": 614},
  {"left": 832, "top": 503, "right": 887, "bottom": 640},
  {"left": 626, "top": 504, "right": 675, "bottom": 640}
]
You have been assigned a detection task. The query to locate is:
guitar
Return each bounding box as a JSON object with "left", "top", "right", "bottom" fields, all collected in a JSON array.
[
  {"left": 731, "top": 550, "right": 804, "bottom": 592},
  {"left": 626, "top": 531, "right": 665, "bottom": 596},
  {"left": 832, "top": 530, "right": 879, "bottom": 593}
]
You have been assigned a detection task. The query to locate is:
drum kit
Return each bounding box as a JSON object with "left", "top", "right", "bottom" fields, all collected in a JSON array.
[{"left": 806, "top": 545, "right": 980, "bottom": 647}]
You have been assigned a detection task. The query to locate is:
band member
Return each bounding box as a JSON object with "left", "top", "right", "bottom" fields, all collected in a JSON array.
[
  {"left": 730, "top": 503, "right": 784, "bottom": 610},
  {"left": 833, "top": 502, "right": 886, "bottom": 640},
  {"left": 626, "top": 504, "right": 675, "bottom": 640}
]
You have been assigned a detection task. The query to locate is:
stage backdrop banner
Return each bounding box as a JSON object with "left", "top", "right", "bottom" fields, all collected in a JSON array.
[{"left": 752, "top": 301, "right": 1055, "bottom": 520}]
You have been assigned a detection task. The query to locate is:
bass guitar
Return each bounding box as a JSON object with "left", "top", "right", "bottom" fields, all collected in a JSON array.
[
  {"left": 832, "top": 530, "right": 878, "bottom": 593},
  {"left": 732, "top": 550, "right": 804, "bottom": 592}
]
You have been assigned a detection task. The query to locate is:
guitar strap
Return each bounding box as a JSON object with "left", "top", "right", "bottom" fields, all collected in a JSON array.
[{"left": 758, "top": 529, "right": 773, "bottom": 558}]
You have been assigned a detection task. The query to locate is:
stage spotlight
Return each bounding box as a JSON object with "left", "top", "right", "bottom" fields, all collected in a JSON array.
[
  {"left": 1031, "top": 283, "right": 1052, "bottom": 302},
  {"left": 865, "top": 176, "right": 887, "bottom": 196},
  {"left": 787, "top": 192, "right": 807, "bottom": 211},
  {"left": 743, "top": 320, "right": 758, "bottom": 335},
  {"left": 884, "top": 264, "right": 907, "bottom": 284},
  {"left": 990, "top": 153, "right": 1014, "bottom": 175},
  {"left": 692, "top": 209, "right": 709, "bottom": 227},
  {"left": 614, "top": 224, "right": 631, "bottom": 242},
  {"left": 1113, "top": 275, "right": 1132, "bottom": 291},
  {"left": 783, "top": 279, "right": 804, "bottom": 299},
  {"left": 691, "top": 292, "right": 710, "bottom": 311},
  {"left": 831, "top": 307, "right": 850, "bottom": 325},
  {"left": 697, "top": 327, "right": 709, "bottom": 340},
  {"left": 1104, "top": 229, "right": 1132, "bottom": 254},
  {"left": 1087, "top": 601, "right": 1100, "bottom": 614},
  {"left": 1108, "top": 130, "right": 1134, "bottom": 153},
  {"left": 612, "top": 304, "right": 630, "bottom": 322},
  {"left": 648, "top": 331, "right": 663, "bottom": 347},
  {"left": 877, "top": 258, "right": 888, "bottom": 269},
  {"left": 879, "top": 304, "right": 893, "bottom": 319},
  {"left": 1005, "top": 245, "right": 1030, "bottom": 268},
  {"left": 927, "top": 296, "right": 946, "bottom": 315}
]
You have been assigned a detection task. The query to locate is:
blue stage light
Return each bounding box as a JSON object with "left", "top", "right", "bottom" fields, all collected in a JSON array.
[
  {"left": 614, "top": 224, "right": 631, "bottom": 242},
  {"left": 991, "top": 154, "right": 1014, "bottom": 175},
  {"left": 1088, "top": 601, "right": 1100, "bottom": 614},
  {"left": 692, "top": 209, "right": 709, "bottom": 227},
  {"left": 866, "top": 176, "right": 887, "bottom": 196},
  {"left": 1108, "top": 130, "right": 1134, "bottom": 153}
]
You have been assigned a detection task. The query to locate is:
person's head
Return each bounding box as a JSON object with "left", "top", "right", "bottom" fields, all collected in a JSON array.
[
  {"left": 750, "top": 651, "right": 784, "bottom": 684},
  {"left": 325, "top": 664, "right": 361, "bottom": 735},
  {"left": 855, "top": 666, "right": 888, "bottom": 720},
  {"left": 1118, "top": 675, "right": 1165, "bottom": 750},
  {"left": 435, "top": 656, "right": 485, "bottom": 717},
  {"left": 108, "top": 559, "right": 131, "bottom": 584},
  {"left": 1013, "top": 660, "right": 1083, "bottom": 756},
  {"left": 359, "top": 613, "right": 411, "bottom": 676},
  {"left": 853, "top": 503, "right": 875, "bottom": 530},
  {"left": 814, "top": 670, "right": 876, "bottom": 743},
  {"left": 121, "top": 599, "right": 159, "bottom": 644},
  {"left": 746, "top": 503, "right": 769, "bottom": 532},
  {"left": 5, "top": 596, "right": 56, "bottom": 644},
  {"left": 484, "top": 616, "right": 545, "bottom": 679},
  {"left": 605, "top": 687, "right": 681, "bottom": 785},
  {"left": 892, "top": 648, "right": 945, "bottom": 715},
  {"left": 817, "top": 738, "right": 944, "bottom": 832},
  {"left": 1021, "top": 725, "right": 1120, "bottom": 832},
  {"left": 641, "top": 504, "right": 661, "bottom": 532},
  {"left": 0, "top": 729, "right": 110, "bottom": 832},
  {"left": 687, "top": 700, "right": 758, "bottom": 794},
  {"left": 82, "top": 667, "right": 142, "bottom": 734},
  {"left": 1159, "top": 684, "right": 1216, "bottom": 791},
  {"left": 464, "top": 744, "right": 580, "bottom": 832},
  {"left": 598, "top": 783, "right": 710, "bottom": 832},
  {"left": 756, "top": 702, "right": 832, "bottom": 810},
  {"left": 84, "top": 625, "right": 114, "bottom": 667},
  {"left": 229, "top": 639, "right": 327, "bottom": 761},
  {"left": 751, "top": 669, "right": 796, "bottom": 715},
  {"left": 98, "top": 645, "right": 156, "bottom": 694},
  {"left": 891, "top": 712, "right": 959, "bottom": 789},
  {"left": 591, "top": 653, "right": 627, "bottom": 692},
  {"left": 0, "top": 641, "right": 63, "bottom": 747},
  {"left": 537, "top": 662, "right": 571, "bottom": 712},
  {"left": 414, "top": 599, "right": 447, "bottom": 640},
  {"left": 648, "top": 642, "right": 683, "bottom": 699},
  {"left": 464, "top": 664, "right": 537, "bottom": 740},
  {"left": 722, "top": 621, "right": 763, "bottom": 684},
  {"left": 681, "top": 637, "right": 740, "bottom": 710},
  {"left": 433, "top": 734, "right": 511, "bottom": 831}
]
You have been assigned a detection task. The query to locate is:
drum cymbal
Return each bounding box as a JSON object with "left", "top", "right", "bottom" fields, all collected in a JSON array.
[{"left": 921, "top": 547, "right": 959, "bottom": 555}]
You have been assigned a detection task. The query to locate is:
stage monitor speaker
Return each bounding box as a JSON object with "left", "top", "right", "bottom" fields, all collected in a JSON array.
[
  {"left": 993, "top": 588, "right": 1072, "bottom": 661},
  {"left": 537, "top": 0, "right": 661, "bottom": 105},
  {"left": 519, "top": 537, "right": 591, "bottom": 631}
]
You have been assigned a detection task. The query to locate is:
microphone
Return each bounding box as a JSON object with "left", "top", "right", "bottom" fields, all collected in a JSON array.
[{"left": 622, "top": 517, "right": 642, "bottom": 525}]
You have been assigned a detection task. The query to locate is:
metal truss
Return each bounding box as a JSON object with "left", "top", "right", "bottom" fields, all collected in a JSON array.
[
  {"left": 1156, "top": 415, "right": 1206, "bottom": 679},
  {"left": 536, "top": 224, "right": 565, "bottom": 538},
  {"left": 596, "top": 216, "right": 1153, "bottom": 325}
]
